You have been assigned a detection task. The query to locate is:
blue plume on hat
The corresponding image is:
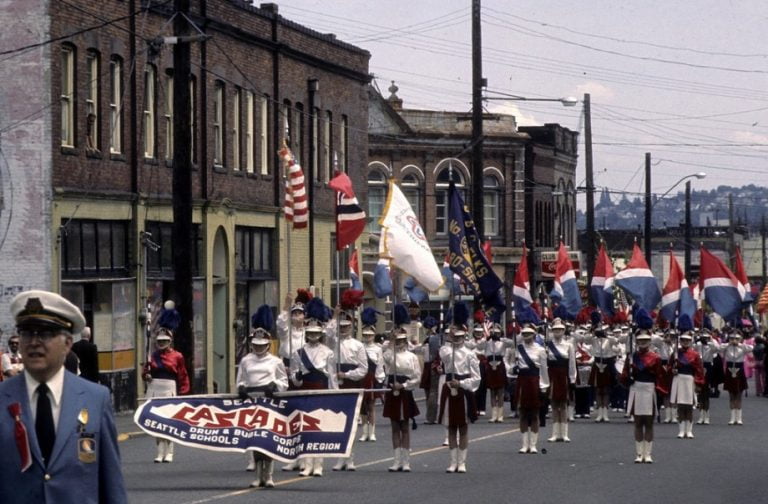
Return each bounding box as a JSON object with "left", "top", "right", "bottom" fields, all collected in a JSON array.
[
  {"left": 305, "top": 297, "right": 330, "bottom": 323},
  {"left": 423, "top": 316, "right": 438, "bottom": 329},
  {"left": 677, "top": 313, "right": 693, "bottom": 332},
  {"left": 453, "top": 302, "right": 470, "bottom": 327},
  {"left": 703, "top": 315, "right": 712, "bottom": 330},
  {"left": 158, "top": 304, "right": 180, "bottom": 331},
  {"left": 394, "top": 303, "right": 410, "bottom": 326},
  {"left": 361, "top": 307, "right": 379, "bottom": 327},
  {"left": 591, "top": 310, "right": 602, "bottom": 327},
  {"left": 251, "top": 304, "right": 274, "bottom": 331},
  {"left": 635, "top": 307, "right": 654, "bottom": 330}
]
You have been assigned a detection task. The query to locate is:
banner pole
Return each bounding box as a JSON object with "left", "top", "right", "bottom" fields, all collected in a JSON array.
[{"left": 336, "top": 248, "right": 342, "bottom": 380}]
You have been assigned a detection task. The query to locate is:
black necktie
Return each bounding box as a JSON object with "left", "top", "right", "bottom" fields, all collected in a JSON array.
[{"left": 36, "top": 383, "right": 55, "bottom": 464}]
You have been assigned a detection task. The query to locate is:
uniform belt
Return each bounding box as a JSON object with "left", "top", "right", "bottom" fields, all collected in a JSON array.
[
  {"left": 301, "top": 370, "right": 329, "bottom": 385},
  {"left": 594, "top": 357, "right": 613, "bottom": 364},
  {"left": 387, "top": 374, "right": 409, "bottom": 384},
  {"left": 339, "top": 363, "right": 357, "bottom": 372},
  {"left": 548, "top": 358, "right": 569, "bottom": 368},
  {"left": 487, "top": 355, "right": 503, "bottom": 362},
  {"left": 518, "top": 368, "right": 540, "bottom": 377},
  {"left": 445, "top": 373, "right": 469, "bottom": 381},
  {"left": 677, "top": 365, "right": 694, "bottom": 375},
  {"left": 661, "top": 359, "right": 669, "bottom": 365},
  {"left": 728, "top": 362, "right": 744, "bottom": 369},
  {"left": 150, "top": 368, "right": 177, "bottom": 381}
]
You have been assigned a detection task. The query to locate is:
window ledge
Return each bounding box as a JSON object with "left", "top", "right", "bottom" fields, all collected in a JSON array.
[
  {"left": 85, "top": 149, "right": 103, "bottom": 160},
  {"left": 213, "top": 165, "right": 227, "bottom": 174},
  {"left": 164, "top": 159, "right": 173, "bottom": 168},
  {"left": 261, "top": 174, "right": 274, "bottom": 182},
  {"left": 60, "top": 146, "right": 79, "bottom": 156},
  {"left": 232, "top": 170, "right": 244, "bottom": 177},
  {"left": 143, "top": 157, "right": 159, "bottom": 166},
  {"left": 110, "top": 153, "right": 126, "bottom": 162}
]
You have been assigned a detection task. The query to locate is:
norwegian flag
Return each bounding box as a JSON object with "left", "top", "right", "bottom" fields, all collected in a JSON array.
[
  {"left": 660, "top": 251, "right": 696, "bottom": 326},
  {"left": 615, "top": 242, "right": 661, "bottom": 312},
  {"left": 590, "top": 243, "right": 615, "bottom": 316},
  {"left": 733, "top": 246, "right": 753, "bottom": 302},
  {"left": 700, "top": 246, "right": 745, "bottom": 321},
  {"left": 279, "top": 145, "right": 308, "bottom": 229},
  {"left": 328, "top": 171, "right": 366, "bottom": 251},
  {"left": 549, "top": 241, "right": 582, "bottom": 319},
  {"left": 513, "top": 244, "right": 539, "bottom": 324}
]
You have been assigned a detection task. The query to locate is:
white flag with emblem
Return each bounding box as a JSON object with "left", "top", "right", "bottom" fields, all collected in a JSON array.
[{"left": 379, "top": 180, "right": 443, "bottom": 292}]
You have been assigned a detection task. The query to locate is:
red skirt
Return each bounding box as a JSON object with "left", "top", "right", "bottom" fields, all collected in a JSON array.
[
  {"left": 340, "top": 378, "right": 363, "bottom": 390},
  {"left": 724, "top": 368, "right": 748, "bottom": 394},
  {"left": 362, "top": 372, "right": 377, "bottom": 401},
  {"left": 438, "top": 384, "right": 477, "bottom": 427},
  {"left": 589, "top": 362, "right": 615, "bottom": 388},
  {"left": 300, "top": 381, "right": 327, "bottom": 391},
  {"left": 485, "top": 361, "right": 507, "bottom": 389},
  {"left": 420, "top": 362, "right": 432, "bottom": 390},
  {"left": 383, "top": 390, "right": 420, "bottom": 421},
  {"left": 516, "top": 375, "right": 541, "bottom": 410},
  {"left": 548, "top": 366, "right": 569, "bottom": 402},
  {"left": 658, "top": 365, "right": 674, "bottom": 396}
]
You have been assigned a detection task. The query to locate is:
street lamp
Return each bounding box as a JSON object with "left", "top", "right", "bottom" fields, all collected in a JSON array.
[
  {"left": 484, "top": 90, "right": 579, "bottom": 107},
  {"left": 645, "top": 170, "right": 707, "bottom": 274}
]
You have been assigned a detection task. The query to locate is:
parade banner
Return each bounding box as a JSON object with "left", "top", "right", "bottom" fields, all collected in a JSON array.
[{"left": 134, "top": 390, "right": 362, "bottom": 463}]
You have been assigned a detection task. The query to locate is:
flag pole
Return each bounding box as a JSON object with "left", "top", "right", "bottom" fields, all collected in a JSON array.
[
  {"left": 336, "top": 247, "right": 342, "bottom": 382},
  {"left": 282, "top": 138, "right": 294, "bottom": 368}
]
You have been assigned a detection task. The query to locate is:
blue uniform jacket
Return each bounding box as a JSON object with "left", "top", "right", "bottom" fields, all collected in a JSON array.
[{"left": 0, "top": 371, "right": 127, "bottom": 503}]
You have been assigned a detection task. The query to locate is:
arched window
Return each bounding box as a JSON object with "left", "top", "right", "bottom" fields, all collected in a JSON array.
[
  {"left": 367, "top": 168, "right": 388, "bottom": 232},
  {"left": 483, "top": 174, "right": 501, "bottom": 237},
  {"left": 402, "top": 173, "right": 421, "bottom": 223},
  {"left": 435, "top": 168, "right": 465, "bottom": 235}
]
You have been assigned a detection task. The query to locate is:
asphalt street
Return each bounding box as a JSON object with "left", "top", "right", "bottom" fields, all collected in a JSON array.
[{"left": 118, "top": 390, "right": 768, "bottom": 504}]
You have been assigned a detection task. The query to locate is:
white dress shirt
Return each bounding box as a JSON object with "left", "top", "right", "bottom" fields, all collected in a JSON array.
[
  {"left": 546, "top": 338, "right": 577, "bottom": 383},
  {"left": 276, "top": 311, "right": 306, "bottom": 360},
  {"left": 382, "top": 349, "right": 422, "bottom": 391},
  {"left": 364, "top": 343, "right": 386, "bottom": 383},
  {"left": 25, "top": 366, "right": 66, "bottom": 431},
  {"left": 438, "top": 345, "right": 481, "bottom": 393},
  {"left": 236, "top": 352, "right": 289, "bottom": 391},
  {"left": 516, "top": 341, "right": 550, "bottom": 389},
  {"left": 290, "top": 343, "right": 338, "bottom": 389}
]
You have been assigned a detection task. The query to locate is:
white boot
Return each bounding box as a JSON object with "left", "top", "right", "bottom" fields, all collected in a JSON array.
[
  {"left": 568, "top": 405, "right": 575, "bottom": 422},
  {"left": 529, "top": 432, "right": 539, "bottom": 454},
  {"left": 332, "top": 457, "right": 346, "bottom": 471},
  {"left": 401, "top": 449, "right": 411, "bottom": 472},
  {"left": 262, "top": 460, "right": 275, "bottom": 488},
  {"left": 728, "top": 408, "right": 736, "bottom": 425},
  {"left": 704, "top": 411, "right": 710, "bottom": 425},
  {"left": 358, "top": 423, "right": 369, "bottom": 442},
  {"left": 299, "top": 458, "right": 313, "bottom": 477},
  {"left": 369, "top": 423, "right": 377, "bottom": 442},
  {"left": 249, "top": 460, "right": 263, "bottom": 488},
  {"left": 311, "top": 458, "right": 323, "bottom": 477},
  {"left": 154, "top": 440, "right": 165, "bottom": 463},
  {"left": 685, "top": 420, "right": 694, "bottom": 439},
  {"left": 664, "top": 407, "right": 672, "bottom": 423},
  {"left": 697, "top": 409, "right": 705, "bottom": 424},
  {"left": 677, "top": 421, "right": 686, "bottom": 438},
  {"left": 457, "top": 449, "right": 467, "bottom": 473},
  {"left": 388, "top": 448, "right": 401, "bottom": 472},
  {"left": 562, "top": 422, "right": 570, "bottom": 443},
  {"left": 643, "top": 441, "right": 653, "bottom": 463},
  {"left": 488, "top": 407, "right": 497, "bottom": 423},
  {"left": 163, "top": 441, "right": 174, "bottom": 463},
  {"left": 246, "top": 452, "right": 256, "bottom": 471},
  {"left": 602, "top": 407, "right": 610, "bottom": 422},
  {"left": 446, "top": 448, "right": 458, "bottom": 472},
  {"left": 346, "top": 452, "right": 356, "bottom": 471},
  {"left": 736, "top": 409, "right": 743, "bottom": 425},
  {"left": 518, "top": 432, "right": 530, "bottom": 454},
  {"left": 496, "top": 406, "right": 504, "bottom": 423},
  {"left": 594, "top": 408, "right": 602, "bottom": 422},
  {"left": 443, "top": 428, "right": 449, "bottom": 446},
  {"left": 548, "top": 422, "right": 559, "bottom": 442},
  {"left": 634, "top": 442, "right": 644, "bottom": 463},
  {"left": 283, "top": 459, "right": 300, "bottom": 472}
]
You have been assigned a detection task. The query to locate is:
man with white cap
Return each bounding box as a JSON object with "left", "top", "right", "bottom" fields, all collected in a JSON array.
[
  {"left": 516, "top": 324, "right": 549, "bottom": 454},
  {"left": 0, "top": 290, "right": 127, "bottom": 503},
  {"left": 670, "top": 331, "right": 704, "bottom": 439},
  {"left": 621, "top": 327, "right": 663, "bottom": 463},
  {"left": 236, "top": 305, "right": 288, "bottom": 488},
  {"left": 546, "top": 318, "right": 576, "bottom": 442},
  {"left": 1, "top": 333, "right": 23, "bottom": 378}
]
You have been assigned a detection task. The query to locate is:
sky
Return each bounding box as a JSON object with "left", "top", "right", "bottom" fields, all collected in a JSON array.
[{"left": 273, "top": 0, "right": 768, "bottom": 212}]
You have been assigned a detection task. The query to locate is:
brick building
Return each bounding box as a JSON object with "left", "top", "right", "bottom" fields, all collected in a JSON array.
[
  {"left": 365, "top": 83, "right": 578, "bottom": 321},
  {"left": 0, "top": 0, "right": 369, "bottom": 409}
]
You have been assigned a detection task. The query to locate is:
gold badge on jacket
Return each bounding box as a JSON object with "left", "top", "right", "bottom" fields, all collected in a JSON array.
[{"left": 77, "top": 408, "right": 96, "bottom": 463}]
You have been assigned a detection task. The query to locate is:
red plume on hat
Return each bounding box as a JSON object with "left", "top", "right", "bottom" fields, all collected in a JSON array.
[
  {"left": 341, "top": 289, "right": 364, "bottom": 310},
  {"left": 473, "top": 309, "right": 485, "bottom": 324},
  {"left": 295, "top": 288, "right": 313, "bottom": 305}
]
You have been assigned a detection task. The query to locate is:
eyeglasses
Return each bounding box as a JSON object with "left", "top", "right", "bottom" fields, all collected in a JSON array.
[{"left": 18, "top": 329, "right": 64, "bottom": 341}]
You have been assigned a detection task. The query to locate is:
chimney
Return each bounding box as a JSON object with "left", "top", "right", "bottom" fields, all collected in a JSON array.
[
  {"left": 387, "top": 81, "right": 403, "bottom": 111},
  {"left": 259, "top": 3, "right": 278, "bottom": 15}
]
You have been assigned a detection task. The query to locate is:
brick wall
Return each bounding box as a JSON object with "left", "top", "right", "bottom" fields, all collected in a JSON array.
[{"left": 0, "top": 0, "right": 54, "bottom": 335}]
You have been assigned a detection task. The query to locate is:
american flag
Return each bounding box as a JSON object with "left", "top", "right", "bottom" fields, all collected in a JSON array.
[{"left": 279, "top": 145, "right": 308, "bottom": 229}]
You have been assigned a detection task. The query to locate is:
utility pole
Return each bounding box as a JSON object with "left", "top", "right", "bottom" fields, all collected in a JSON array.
[
  {"left": 762, "top": 214, "right": 766, "bottom": 287},
  {"left": 471, "top": 0, "right": 484, "bottom": 237},
  {"left": 644, "top": 152, "right": 652, "bottom": 267},
  {"left": 172, "top": 0, "right": 195, "bottom": 383},
  {"left": 308, "top": 79, "right": 319, "bottom": 286},
  {"left": 685, "top": 180, "right": 692, "bottom": 278},
  {"left": 584, "top": 93, "right": 595, "bottom": 286},
  {"left": 728, "top": 193, "right": 735, "bottom": 266}
]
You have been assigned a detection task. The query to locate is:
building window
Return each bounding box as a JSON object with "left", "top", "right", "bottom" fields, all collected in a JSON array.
[
  {"left": 143, "top": 65, "right": 156, "bottom": 158},
  {"left": 233, "top": 87, "right": 241, "bottom": 171},
  {"left": 85, "top": 50, "right": 99, "bottom": 152},
  {"left": 246, "top": 91, "right": 254, "bottom": 173},
  {"left": 109, "top": 56, "right": 123, "bottom": 154},
  {"left": 312, "top": 108, "right": 320, "bottom": 182},
  {"left": 402, "top": 174, "right": 421, "bottom": 223},
  {"left": 367, "top": 169, "right": 387, "bottom": 233},
  {"left": 61, "top": 45, "right": 75, "bottom": 147},
  {"left": 435, "top": 168, "right": 465, "bottom": 235},
  {"left": 145, "top": 221, "right": 203, "bottom": 277},
  {"left": 330, "top": 234, "right": 352, "bottom": 306},
  {"left": 259, "top": 95, "right": 268, "bottom": 175},
  {"left": 483, "top": 174, "right": 501, "bottom": 237},
  {"left": 61, "top": 220, "right": 129, "bottom": 277},
  {"left": 324, "top": 111, "right": 332, "bottom": 181},
  {"left": 340, "top": 114, "right": 348, "bottom": 173},
  {"left": 235, "top": 227, "right": 275, "bottom": 279},
  {"left": 213, "top": 81, "right": 224, "bottom": 166},
  {"left": 164, "top": 71, "right": 173, "bottom": 160},
  {"left": 293, "top": 102, "right": 304, "bottom": 162}
]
